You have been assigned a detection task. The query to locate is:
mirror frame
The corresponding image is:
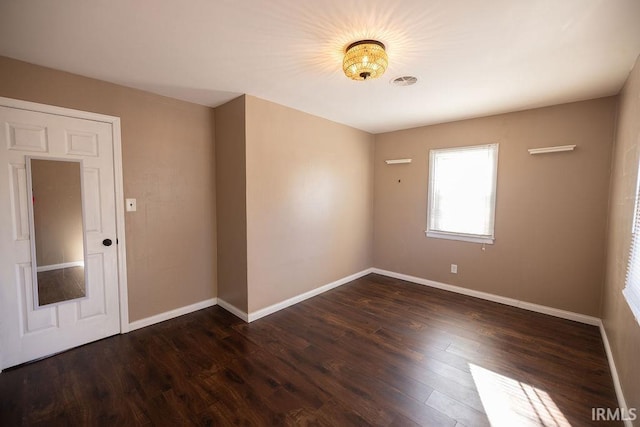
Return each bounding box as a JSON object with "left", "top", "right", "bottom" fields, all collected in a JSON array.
[{"left": 25, "top": 156, "right": 90, "bottom": 309}]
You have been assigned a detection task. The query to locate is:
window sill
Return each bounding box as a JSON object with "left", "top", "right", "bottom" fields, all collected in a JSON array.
[{"left": 425, "top": 230, "right": 494, "bottom": 245}]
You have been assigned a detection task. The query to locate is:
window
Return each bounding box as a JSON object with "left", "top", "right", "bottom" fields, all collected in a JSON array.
[
  {"left": 623, "top": 164, "right": 640, "bottom": 324},
  {"left": 427, "top": 143, "right": 498, "bottom": 244}
]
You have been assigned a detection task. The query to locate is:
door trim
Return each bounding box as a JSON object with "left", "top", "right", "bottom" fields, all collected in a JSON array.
[{"left": 0, "top": 96, "right": 130, "bottom": 335}]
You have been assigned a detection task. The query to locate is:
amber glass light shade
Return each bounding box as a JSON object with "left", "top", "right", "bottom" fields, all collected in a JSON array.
[{"left": 343, "top": 40, "right": 388, "bottom": 81}]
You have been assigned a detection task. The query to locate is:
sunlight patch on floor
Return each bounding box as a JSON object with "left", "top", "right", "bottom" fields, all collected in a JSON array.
[{"left": 469, "top": 364, "right": 571, "bottom": 427}]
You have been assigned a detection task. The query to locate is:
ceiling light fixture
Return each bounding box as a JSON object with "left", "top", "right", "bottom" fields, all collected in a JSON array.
[{"left": 343, "top": 40, "right": 388, "bottom": 81}]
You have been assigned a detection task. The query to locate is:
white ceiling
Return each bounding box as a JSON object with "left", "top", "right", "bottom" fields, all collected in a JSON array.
[{"left": 1, "top": 0, "right": 639, "bottom": 134}]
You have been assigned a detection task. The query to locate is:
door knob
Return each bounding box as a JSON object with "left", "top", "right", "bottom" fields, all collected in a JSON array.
[{"left": 102, "top": 239, "right": 113, "bottom": 247}]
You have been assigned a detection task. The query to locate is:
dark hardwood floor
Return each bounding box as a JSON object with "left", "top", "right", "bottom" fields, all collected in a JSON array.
[
  {"left": 0, "top": 274, "right": 620, "bottom": 426},
  {"left": 37, "top": 266, "right": 85, "bottom": 306}
]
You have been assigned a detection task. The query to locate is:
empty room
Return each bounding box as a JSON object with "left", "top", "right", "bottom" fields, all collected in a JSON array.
[{"left": 0, "top": 1, "right": 639, "bottom": 426}]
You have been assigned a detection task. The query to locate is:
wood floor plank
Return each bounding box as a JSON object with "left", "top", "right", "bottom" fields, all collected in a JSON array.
[
  {"left": 425, "top": 390, "right": 489, "bottom": 427},
  {"left": 0, "top": 273, "right": 621, "bottom": 426}
]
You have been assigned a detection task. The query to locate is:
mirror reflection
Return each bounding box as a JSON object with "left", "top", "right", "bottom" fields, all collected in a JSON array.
[{"left": 28, "top": 158, "right": 87, "bottom": 307}]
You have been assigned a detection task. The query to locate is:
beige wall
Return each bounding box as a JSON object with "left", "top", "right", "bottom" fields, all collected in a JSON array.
[
  {"left": 0, "top": 56, "right": 217, "bottom": 322},
  {"left": 603, "top": 55, "right": 640, "bottom": 417},
  {"left": 215, "top": 96, "right": 248, "bottom": 312},
  {"left": 374, "top": 98, "right": 616, "bottom": 316},
  {"left": 31, "top": 159, "right": 84, "bottom": 266},
  {"left": 245, "top": 96, "right": 374, "bottom": 312}
]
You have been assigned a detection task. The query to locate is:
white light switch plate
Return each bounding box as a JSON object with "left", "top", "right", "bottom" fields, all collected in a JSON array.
[{"left": 125, "top": 198, "right": 137, "bottom": 212}]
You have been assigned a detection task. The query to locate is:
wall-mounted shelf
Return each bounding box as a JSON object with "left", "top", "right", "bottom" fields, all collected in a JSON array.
[
  {"left": 528, "top": 145, "right": 576, "bottom": 155},
  {"left": 385, "top": 159, "right": 412, "bottom": 164}
]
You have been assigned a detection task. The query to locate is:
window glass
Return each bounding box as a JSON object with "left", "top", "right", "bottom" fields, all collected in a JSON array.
[
  {"left": 427, "top": 144, "right": 499, "bottom": 244},
  {"left": 623, "top": 163, "right": 640, "bottom": 325}
]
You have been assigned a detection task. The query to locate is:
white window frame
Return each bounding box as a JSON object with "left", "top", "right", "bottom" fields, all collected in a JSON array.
[
  {"left": 426, "top": 143, "right": 499, "bottom": 245},
  {"left": 623, "top": 162, "right": 640, "bottom": 325}
]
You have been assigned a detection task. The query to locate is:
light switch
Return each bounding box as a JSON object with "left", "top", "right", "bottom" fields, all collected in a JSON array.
[{"left": 125, "top": 198, "right": 137, "bottom": 212}]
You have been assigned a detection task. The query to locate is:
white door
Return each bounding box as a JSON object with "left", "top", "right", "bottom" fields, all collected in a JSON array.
[{"left": 0, "top": 102, "right": 124, "bottom": 369}]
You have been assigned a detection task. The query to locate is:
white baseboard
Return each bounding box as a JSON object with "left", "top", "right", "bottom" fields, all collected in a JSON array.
[
  {"left": 247, "top": 268, "right": 374, "bottom": 322},
  {"left": 371, "top": 268, "right": 601, "bottom": 326},
  {"left": 128, "top": 298, "right": 217, "bottom": 331},
  {"left": 37, "top": 261, "right": 84, "bottom": 272},
  {"left": 599, "top": 321, "right": 632, "bottom": 427},
  {"left": 217, "top": 298, "right": 249, "bottom": 322}
]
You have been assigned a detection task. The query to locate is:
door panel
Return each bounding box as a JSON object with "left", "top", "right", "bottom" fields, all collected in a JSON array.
[
  {"left": 0, "top": 105, "right": 121, "bottom": 369},
  {"left": 8, "top": 162, "right": 30, "bottom": 241},
  {"left": 18, "top": 263, "right": 58, "bottom": 333}
]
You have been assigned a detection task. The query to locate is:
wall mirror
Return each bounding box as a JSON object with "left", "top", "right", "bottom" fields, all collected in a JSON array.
[{"left": 26, "top": 157, "right": 88, "bottom": 307}]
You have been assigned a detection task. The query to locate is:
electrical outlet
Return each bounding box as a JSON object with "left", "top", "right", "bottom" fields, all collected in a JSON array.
[
  {"left": 450, "top": 264, "right": 458, "bottom": 274},
  {"left": 125, "top": 198, "right": 137, "bottom": 212}
]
